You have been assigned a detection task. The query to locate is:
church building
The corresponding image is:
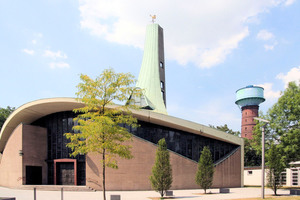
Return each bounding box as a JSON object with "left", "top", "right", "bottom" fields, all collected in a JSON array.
[{"left": 0, "top": 23, "right": 244, "bottom": 190}]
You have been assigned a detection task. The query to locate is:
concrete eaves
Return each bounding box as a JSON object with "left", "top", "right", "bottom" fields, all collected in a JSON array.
[
  {"left": 0, "top": 97, "right": 243, "bottom": 152},
  {"left": 0, "top": 98, "right": 85, "bottom": 152}
]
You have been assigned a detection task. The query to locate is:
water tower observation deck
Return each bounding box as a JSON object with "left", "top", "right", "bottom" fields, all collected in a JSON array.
[{"left": 235, "top": 85, "right": 265, "bottom": 109}]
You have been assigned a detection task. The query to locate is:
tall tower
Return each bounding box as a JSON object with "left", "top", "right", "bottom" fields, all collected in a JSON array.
[
  {"left": 134, "top": 23, "right": 167, "bottom": 114},
  {"left": 235, "top": 85, "right": 265, "bottom": 139}
]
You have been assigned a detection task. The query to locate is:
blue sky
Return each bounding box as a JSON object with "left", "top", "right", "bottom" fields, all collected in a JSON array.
[{"left": 1, "top": 0, "right": 300, "bottom": 131}]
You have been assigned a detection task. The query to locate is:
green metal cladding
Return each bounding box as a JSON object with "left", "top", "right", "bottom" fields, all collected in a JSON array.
[{"left": 136, "top": 23, "right": 167, "bottom": 114}]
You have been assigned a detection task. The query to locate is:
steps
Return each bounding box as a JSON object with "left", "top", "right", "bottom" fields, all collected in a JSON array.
[{"left": 15, "top": 185, "right": 94, "bottom": 191}]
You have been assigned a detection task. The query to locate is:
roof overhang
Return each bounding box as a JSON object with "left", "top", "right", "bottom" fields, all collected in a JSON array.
[
  {"left": 132, "top": 109, "right": 243, "bottom": 146},
  {"left": 0, "top": 97, "right": 243, "bottom": 152},
  {"left": 0, "top": 98, "right": 85, "bottom": 152}
]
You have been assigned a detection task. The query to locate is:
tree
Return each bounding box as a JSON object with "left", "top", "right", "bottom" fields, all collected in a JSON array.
[
  {"left": 0, "top": 106, "right": 15, "bottom": 131},
  {"left": 196, "top": 146, "right": 214, "bottom": 194},
  {"left": 244, "top": 138, "right": 261, "bottom": 166},
  {"left": 210, "top": 124, "right": 262, "bottom": 166},
  {"left": 209, "top": 124, "right": 240, "bottom": 136},
  {"left": 150, "top": 138, "right": 173, "bottom": 198},
  {"left": 65, "top": 68, "right": 141, "bottom": 200},
  {"left": 252, "top": 81, "right": 300, "bottom": 165},
  {"left": 266, "top": 144, "right": 285, "bottom": 196}
]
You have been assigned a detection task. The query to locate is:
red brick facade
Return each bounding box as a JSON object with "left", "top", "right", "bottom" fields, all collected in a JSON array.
[
  {"left": 0, "top": 124, "right": 47, "bottom": 187},
  {"left": 241, "top": 105, "right": 259, "bottom": 139},
  {"left": 86, "top": 136, "right": 242, "bottom": 191}
]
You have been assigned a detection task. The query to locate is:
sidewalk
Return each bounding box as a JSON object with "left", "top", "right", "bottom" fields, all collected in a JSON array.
[{"left": 0, "top": 186, "right": 291, "bottom": 200}]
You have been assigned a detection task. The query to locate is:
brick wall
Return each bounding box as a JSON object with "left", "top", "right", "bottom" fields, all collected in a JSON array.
[
  {"left": 22, "top": 125, "right": 47, "bottom": 184},
  {"left": 86, "top": 136, "right": 242, "bottom": 190},
  {"left": 0, "top": 124, "right": 23, "bottom": 187},
  {"left": 0, "top": 124, "right": 47, "bottom": 187}
]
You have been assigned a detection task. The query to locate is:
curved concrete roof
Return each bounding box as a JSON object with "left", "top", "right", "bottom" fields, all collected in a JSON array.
[
  {"left": 0, "top": 98, "right": 243, "bottom": 152},
  {"left": 0, "top": 98, "right": 85, "bottom": 152}
]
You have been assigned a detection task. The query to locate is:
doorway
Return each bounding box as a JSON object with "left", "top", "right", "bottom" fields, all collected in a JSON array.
[
  {"left": 26, "top": 166, "right": 42, "bottom": 185},
  {"left": 57, "top": 162, "right": 74, "bottom": 185},
  {"left": 54, "top": 159, "right": 77, "bottom": 185}
]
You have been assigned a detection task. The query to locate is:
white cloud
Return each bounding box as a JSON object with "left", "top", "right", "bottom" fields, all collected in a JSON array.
[
  {"left": 49, "top": 62, "right": 70, "bottom": 69},
  {"left": 35, "top": 33, "right": 43, "bottom": 38},
  {"left": 22, "top": 49, "right": 35, "bottom": 55},
  {"left": 284, "top": 0, "right": 296, "bottom": 6},
  {"left": 257, "top": 29, "right": 277, "bottom": 50},
  {"left": 276, "top": 66, "right": 300, "bottom": 88},
  {"left": 257, "top": 83, "right": 281, "bottom": 100},
  {"left": 257, "top": 30, "right": 274, "bottom": 41},
  {"left": 198, "top": 29, "right": 249, "bottom": 67},
  {"left": 78, "top": 0, "right": 290, "bottom": 68},
  {"left": 257, "top": 66, "right": 300, "bottom": 105},
  {"left": 264, "top": 44, "right": 275, "bottom": 51},
  {"left": 43, "top": 50, "right": 67, "bottom": 59},
  {"left": 23, "top": 33, "right": 70, "bottom": 69}
]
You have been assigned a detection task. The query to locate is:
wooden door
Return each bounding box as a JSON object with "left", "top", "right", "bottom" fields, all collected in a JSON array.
[{"left": 57, "top": 163, "right": 74, "bottom": 185}]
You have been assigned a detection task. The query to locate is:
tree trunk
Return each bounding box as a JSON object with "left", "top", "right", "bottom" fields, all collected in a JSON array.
[{"left": 102, "top": 149, "right": 106, "bottom": 200}]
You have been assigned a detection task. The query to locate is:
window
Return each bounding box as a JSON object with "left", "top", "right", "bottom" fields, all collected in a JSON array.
[
  {"left": 292, "top": 168, "right": 299, "bottom": 186},
  {"left": 280, "top": 171, "right": 286, "bottom": 185},
  {"left": 127, "top": 121, "right": 239, "bottom": 163},
  {"left": 187, "top": 139, "right": 192, "bottom": 159},
  {"left": 160, "top": 62, "right": 164, "bottom": 68},
  {"left": 160, "top": 81, "right": 164, "bottom": 90}
]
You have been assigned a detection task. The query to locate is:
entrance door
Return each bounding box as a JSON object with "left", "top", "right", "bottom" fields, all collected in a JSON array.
[
  {"left": 26, "top": 166, "right": 42, "bottom": 184},
  {"left": 57, "top": 163, "right": 74, "bottom": 185}
]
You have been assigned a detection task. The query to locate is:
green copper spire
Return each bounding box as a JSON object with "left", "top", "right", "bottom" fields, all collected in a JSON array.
[{"left": 136, "top": 23, "right": 167, "bottom": 115}]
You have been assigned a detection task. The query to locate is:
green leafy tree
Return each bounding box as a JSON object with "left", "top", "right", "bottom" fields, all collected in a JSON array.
[
  {"left": 196, "top": 146, "right": 214, "bottom": 194},
  {"left": 150, "top": 138, "right": 173, "bottom": 198},
  {"left": 244, "top": 138, "right": 261, "bottom": 166},
  {"left": 65, "top": 68, "right": 141, "bottom": 200},
  {"left": 210, "top": 124, "right": 261, "bottom": 166},
  {"left": 266, "top": 144, "right": 285, "bottom": 196},
  {"left": 253, "top": 82, "right": 300, "bottom": 165},
  {"left": 0, "top": 106, "right": 15, "bottom": 131},
  {"left": 209, "top": 124, "right": 240, "bottom": 136}
]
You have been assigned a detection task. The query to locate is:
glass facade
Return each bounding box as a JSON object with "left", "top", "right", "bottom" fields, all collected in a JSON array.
[
  {"left": 32, "top": 111, "right": 85, "bottom": 185},
  {"left": 127, "top": 121, "right": 239, "bottom": 163},
  {"left": 32, "top": 111, "right": 239, "bottom": 185}
]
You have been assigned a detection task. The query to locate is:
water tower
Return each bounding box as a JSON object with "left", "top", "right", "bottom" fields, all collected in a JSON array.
[{"left": 235, "top": 85, "right": 265, "bottom": 139}]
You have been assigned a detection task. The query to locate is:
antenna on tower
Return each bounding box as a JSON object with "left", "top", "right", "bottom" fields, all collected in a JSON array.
[{"left": 150, "top": 14, "right": 156, "bottom": 23}]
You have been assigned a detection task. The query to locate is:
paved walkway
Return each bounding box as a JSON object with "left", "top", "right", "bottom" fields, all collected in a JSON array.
[{"left": 0, "top": 187, "right": 292, "bottom": 200}]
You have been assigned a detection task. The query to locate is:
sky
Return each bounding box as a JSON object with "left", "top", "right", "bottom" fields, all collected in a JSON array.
[{"left": 1, "top": 0, "right": 300, "bottom": 132}]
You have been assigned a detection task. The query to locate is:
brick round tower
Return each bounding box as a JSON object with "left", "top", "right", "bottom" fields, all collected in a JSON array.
[{"left": 235, "top": 86, "right": 265, "bottom": 139}]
